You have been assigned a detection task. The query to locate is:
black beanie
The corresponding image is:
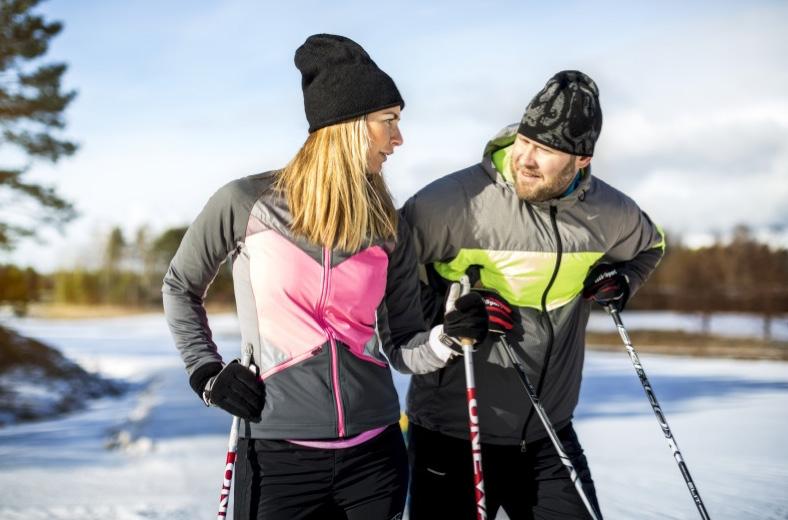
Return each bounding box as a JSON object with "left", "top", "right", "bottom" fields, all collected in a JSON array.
[
  {"left": 295, "top": 34, "right": 405, "bottom": 133},
  {"left": 517, "top": 70, "right": 602, "bottom": 157}
]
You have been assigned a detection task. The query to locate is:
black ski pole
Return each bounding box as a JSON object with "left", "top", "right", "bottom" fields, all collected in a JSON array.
[
  {"left": 606, "top": 306, "right": 711, "bottom": 519},
  {"left": 498, "top": 336, "right": 600, "bottom": 520}
]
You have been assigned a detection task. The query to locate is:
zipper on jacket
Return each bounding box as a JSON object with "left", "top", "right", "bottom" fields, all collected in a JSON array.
[
  {"left": 318, "top": 246, "right": 346, "bottom": 438},
  {"left": 520, "top": 205, "right": 562, "bottom": 451}
]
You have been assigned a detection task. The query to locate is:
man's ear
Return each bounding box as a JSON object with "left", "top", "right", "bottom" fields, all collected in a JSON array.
[{"left": 576, "top": 156, "right": 592, "bottom": 170}]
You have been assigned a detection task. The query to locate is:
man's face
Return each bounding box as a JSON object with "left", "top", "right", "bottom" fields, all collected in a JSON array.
[{"left": 509, "top": 134, "right": 591, "bottom": 202}]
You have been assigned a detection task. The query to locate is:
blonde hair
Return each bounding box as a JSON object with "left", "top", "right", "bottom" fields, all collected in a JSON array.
[{"left": 275, "top": 116, "right": 398, "bottom": 252}]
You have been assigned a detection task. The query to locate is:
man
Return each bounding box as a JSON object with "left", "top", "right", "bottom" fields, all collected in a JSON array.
[{"left": 400, "top": 70, "right": 665, "bottom": 519}]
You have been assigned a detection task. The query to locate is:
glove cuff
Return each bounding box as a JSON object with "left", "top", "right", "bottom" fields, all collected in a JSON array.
[
  {"left": 429, "top": 325, "right": 454, "bottom": 362},
  {"left": 188, "top": 362, "right": 223, "bottom": 400},
  {"left": 429, "top": 325, "right": 461, "bottom": 362}
]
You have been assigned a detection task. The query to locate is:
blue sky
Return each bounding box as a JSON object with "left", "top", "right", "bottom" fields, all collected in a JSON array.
[{"left": 4, "top": 0, "right": 788, "bottom": 270}]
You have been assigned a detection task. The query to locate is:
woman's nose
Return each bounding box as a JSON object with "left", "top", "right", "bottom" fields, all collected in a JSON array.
[{"left": 391, "top": 126, "right": 403, "bottom": 147}]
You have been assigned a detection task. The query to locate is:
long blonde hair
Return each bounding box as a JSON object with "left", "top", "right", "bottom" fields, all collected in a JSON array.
[{"left": 275, "top": 116, "right": 398, "bottom": 252}]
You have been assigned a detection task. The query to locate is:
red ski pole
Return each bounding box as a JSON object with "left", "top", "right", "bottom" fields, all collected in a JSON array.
[
  {"left": 217, "top": 344, "right": 254, "bottom": 519},
  {"left": 457, "top": 275, "right": 487, "bottom": 520}
]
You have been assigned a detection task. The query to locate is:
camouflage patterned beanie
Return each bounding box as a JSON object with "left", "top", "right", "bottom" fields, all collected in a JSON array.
[{"left": 517, "top": 70, "right": 602, "bottom": 157}]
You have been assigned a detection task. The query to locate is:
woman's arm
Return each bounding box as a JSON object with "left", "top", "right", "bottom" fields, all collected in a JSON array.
[{"left": 162, "top": 178, "right": 256, "bottom": 396}]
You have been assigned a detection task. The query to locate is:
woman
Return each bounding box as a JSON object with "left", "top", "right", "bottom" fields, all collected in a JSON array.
[{"left": 162, "top": 34, "right": 488, "bottom": 519}]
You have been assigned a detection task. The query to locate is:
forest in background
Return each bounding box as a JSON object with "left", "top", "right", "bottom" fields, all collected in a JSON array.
[{"left": 1, "top": 223, "right": 786, "bottom": 340}]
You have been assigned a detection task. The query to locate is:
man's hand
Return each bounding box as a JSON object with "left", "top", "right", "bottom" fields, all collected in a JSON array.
[
  {"left": 202, "top": 360, "right": 265, "bottom": 420},
  {"left": 443, "top": 288, "right": 489, "bottom": 345},
  {"left": 472, "top": 288, "right": 514, "bottom": 335},
  {"left": 583, "top": 263, "right": 630, "bottom": 311},
  {"left": 428, "top": 279, "right": 491, "bottom": 362}
]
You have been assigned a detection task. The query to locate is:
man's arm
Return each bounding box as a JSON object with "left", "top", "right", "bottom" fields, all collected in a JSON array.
[{"left": 605, "top": 200, "right": 666, "bottom": 297}]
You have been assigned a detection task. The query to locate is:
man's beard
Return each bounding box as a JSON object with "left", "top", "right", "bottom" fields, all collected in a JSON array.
[{"left": 513, "top": 158, "right": 577, "bottom": 202}]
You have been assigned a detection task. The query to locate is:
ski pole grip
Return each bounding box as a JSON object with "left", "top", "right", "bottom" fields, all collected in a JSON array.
[
  {"left": 458, "top": 275, "right": 475, "bottom": 346},
  {"left": 240, "top": 344, "right": 254, "bottom": 369}
]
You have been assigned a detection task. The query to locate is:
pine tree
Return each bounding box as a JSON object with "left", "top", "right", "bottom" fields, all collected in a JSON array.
[{"left": 0, "top": 0, "right": 78, "bottom": 250}]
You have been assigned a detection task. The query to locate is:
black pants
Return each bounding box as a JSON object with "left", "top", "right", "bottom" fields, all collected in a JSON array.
[
  {"left": 408, "top": 422, "right": 602, "bottom": 519},
  {"left": 234, "top": 423, "right": 408, "bottom": 520}
]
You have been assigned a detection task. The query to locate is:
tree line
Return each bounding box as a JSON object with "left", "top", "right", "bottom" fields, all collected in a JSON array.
[
  {"left": 0, "top": 224, "right": 233, "bottom": 313},
  {"left": 627, "top": 226, "right": 787, "bottom": 338},
  {"left": 1, "top": 224, "right": 786, "bottom": 336}
]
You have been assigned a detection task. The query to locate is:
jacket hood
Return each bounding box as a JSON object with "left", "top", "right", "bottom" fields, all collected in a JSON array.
[{"left": 482, "top": 123, "right": 520, "bottom": 159}]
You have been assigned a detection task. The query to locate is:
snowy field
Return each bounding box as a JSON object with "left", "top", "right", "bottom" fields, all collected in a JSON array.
[
  {"left": 586, "top": 310, "right": 788, "bottom": 342},
  {"left": 1, "top": 312, "right": 787, "bottom": 519}
]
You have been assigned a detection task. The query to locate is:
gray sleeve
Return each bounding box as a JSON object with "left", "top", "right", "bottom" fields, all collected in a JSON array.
[
  {"left": 400, "top": 175, "right": 466, "bottom": 264},
  {"left": 379, "top": 217, "right": 449, "bottom": 375},
  {"left": 162, "top": 179, "right": 256, "bottom": 376},
  {"left": 604, "top": 198, "right": 665, "bottom": 296}
]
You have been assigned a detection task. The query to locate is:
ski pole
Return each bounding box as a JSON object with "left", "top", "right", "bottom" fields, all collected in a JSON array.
[
  {"left": 217, "top": 344, "right": 255, "bottom": 520},
  {"left": 498, "top": 336, "right": 600, "bottom": 520},
  {"left": 607, "top": 306, "right": 711, "bottom": 519},
  {"left": 457, "top": 275, "right": 487, "bottom": 520}
]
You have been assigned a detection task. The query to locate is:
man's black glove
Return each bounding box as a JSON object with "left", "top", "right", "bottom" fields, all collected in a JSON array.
[
  {"left": 190, "top": 360, "right": 265, "bottom": 420},
  {"left": 472, "top": 288, "right": 514, "bottom": 335},
  {"left": 583, "top": 263, "right": 630, "bottom": 311},
  {"left": 443, "top": 290, "right": 489, "bottom": 345}
]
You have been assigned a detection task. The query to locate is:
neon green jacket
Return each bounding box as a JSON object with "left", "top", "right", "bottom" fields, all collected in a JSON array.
[{"left": 401, "top": 124, "right": 665, "bottom": 445}]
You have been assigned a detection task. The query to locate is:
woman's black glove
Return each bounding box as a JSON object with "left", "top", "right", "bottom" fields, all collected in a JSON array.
[
  {"left": 443, "top": 290, "right": 489, "bottom": 345},
  {"left": 192, "top": 360, "right": 265, "bottom": 420}
]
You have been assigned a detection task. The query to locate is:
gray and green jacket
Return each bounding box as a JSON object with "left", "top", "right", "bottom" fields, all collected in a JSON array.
[
  {"left": 162, "top": 171, "right": 448, "bottom": 441},
  {"left": 401, "top": 124, "right": 665, "bottom": 445}
]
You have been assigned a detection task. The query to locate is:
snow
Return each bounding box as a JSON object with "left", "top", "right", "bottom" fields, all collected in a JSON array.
[
  {"left": 1, "top": 312, "right": 787, "bottom": 519},
  {"left": 587, "top": 310, "right": 788, "bottom": 341}
]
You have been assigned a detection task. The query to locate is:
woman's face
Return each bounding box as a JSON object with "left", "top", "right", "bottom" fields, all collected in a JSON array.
[{"left": 366, "top": 106, "right": 403, "bottom": 174}]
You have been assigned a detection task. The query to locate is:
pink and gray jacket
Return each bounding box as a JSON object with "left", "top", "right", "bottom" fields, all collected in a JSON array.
[{"left": 162, "top": 171, "right": 447, "bottom": 440}]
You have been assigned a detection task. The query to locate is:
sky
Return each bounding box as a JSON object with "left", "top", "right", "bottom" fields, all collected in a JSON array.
[{"left": 3, "top": 0, "right": 788, "bottom": 271}]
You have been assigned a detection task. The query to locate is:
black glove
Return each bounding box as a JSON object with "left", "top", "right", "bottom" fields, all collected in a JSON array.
[
  {"left": 583, "top": 263, "right": 630, "bottom": 311},
  {"left": 472, "top": 288, "right": 514, "bottom": 335},
  {"left": 197, "top": 360, "right": 265, "bottom": 420},
  {"left": 443, "top": 291, "right": 489, "bottom": 345}
]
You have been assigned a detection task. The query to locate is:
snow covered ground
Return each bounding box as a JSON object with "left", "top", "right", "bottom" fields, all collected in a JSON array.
[
  {"left": 586, "top": 310, "right": 788, "bottom": 341},
  {"left": 0, "top": 312, "right": 787, "bottom": 519}
]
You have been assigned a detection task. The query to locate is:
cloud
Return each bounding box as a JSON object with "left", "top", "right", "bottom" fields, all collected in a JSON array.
[
  {"left": 578, "top": 4, "right": 788, "bottom": 237},
  {"left": 592, "top": 102, "right": 788, "bottom": 234},
  {"left": 596, "top": 101, "right": 788, "bottom": 185}
]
